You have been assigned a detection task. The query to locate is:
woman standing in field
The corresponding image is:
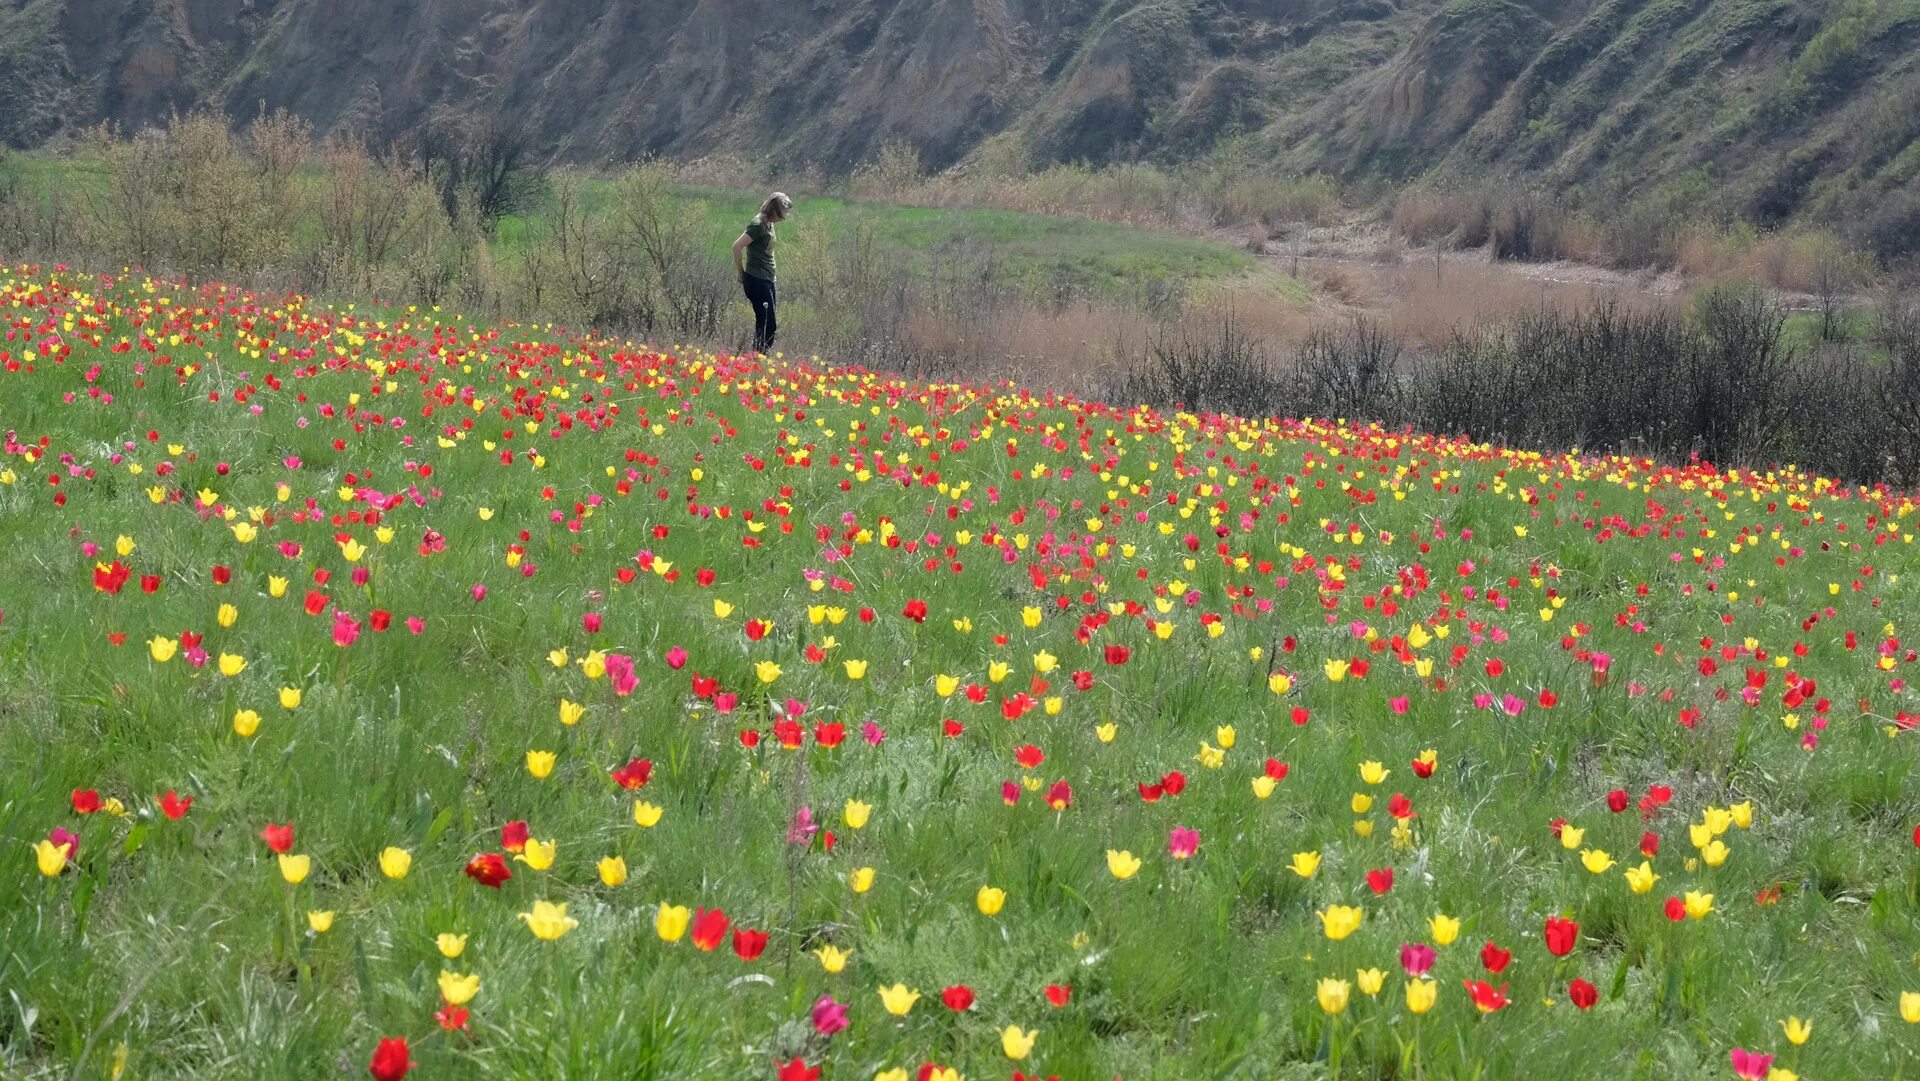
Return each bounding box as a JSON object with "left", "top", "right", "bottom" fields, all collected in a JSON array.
[{"left": 732, "top": 192, "right": 791, "bottom": 353}]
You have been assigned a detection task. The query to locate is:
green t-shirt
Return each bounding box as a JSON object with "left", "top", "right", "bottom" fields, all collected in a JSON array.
[{"left": 743, "top": 215, "right": 776, "bottom": 282}]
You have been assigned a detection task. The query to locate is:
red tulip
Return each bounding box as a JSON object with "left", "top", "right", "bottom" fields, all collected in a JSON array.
[
  {"left": 501, "top": 820, "right": 529, "bottom": 853},
  {"left": 435, "top": 1003, "right": 469, "bottom": 1031},
  {"left": 261, "top": 822, "right": 295, "bottom": 854},
  {"left": 464, "top": 852, "right": 512, "bottom": 888},
  {"left": 1387, "top": 793, "right": 1414, "bottom": 819},
  {"left": 71, "top": 789, "right": 102, "bottom": 815},
  {"left": 1044, "top": 983, "right": 1071, "bottom": 1007},
  {"left": 1544, "top": 915, "right": 1578, "bottom": 957},
  {"left": 158, "top": 791, "right": 192, "bottom": 820},
  {"left": 1607, "top": 789, "right": 1629, "bottom": 813},
  {"left": 1480, "top": 941, "right": 1512, "bottom": 973},
  {"left": 1664, "top": 896, "right": 1687, "bottom": 921},
  {"left": 690, "top": 907, "right": 730, "bottom": 951},
  {"left": 1045, "top": 781, "right": 1073, "bottom": 810},
  {"left": 1568, "top": 978, "right": 1597, "bottom": 1009},
  {"left": 1366, "top": 868, "right": 1394, "bottom": 894},
  {"left": 941, "top": 985, "right": 975, "bottom": 1011},
  {"left": 610, "top": 758, "right": 653, "bottom": 790},
  {"left": 775, "top": 1058, "right": 820, "bottom": 1081},
  {"left": 1461, "top": 979, "right": 1511, "bottom": 1013},
  {"left": 732, "top": 927, "right": 768, "bottom": 961},
  {"left": 367, "top": 1036, "right": 412, "bottom": 1080}
]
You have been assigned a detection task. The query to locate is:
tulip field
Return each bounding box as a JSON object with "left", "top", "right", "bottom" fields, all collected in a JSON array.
[{"left": 5, "top": 265, "right": 1920, "bottom": 1081}]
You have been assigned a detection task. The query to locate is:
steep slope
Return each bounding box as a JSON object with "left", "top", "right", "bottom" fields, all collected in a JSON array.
[{"left": 4, "top": 0, "right": 1918, "bottom": 247}]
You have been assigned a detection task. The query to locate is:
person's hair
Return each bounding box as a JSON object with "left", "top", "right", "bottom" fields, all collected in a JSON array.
[{"left": 760, "top": 192, "right": 792, "bottom": 221}]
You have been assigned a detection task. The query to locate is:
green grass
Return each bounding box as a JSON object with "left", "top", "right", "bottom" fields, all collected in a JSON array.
[
  {"left": 15, "top": 150, "right": 1272, "bottom": 304},
  {"left": 3, "top": 265, "right": 1920, "bottom": 1081},
  {"left": 503, "top": 180, "right": 1265, "bottom": 301}
]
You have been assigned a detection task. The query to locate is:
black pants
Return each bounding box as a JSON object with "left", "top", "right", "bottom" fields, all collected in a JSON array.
[{"left": 742, "top": 274, "right": 776, "bottom": 352}]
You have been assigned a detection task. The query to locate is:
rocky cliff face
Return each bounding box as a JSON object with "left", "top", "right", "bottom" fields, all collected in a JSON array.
[{"left": 5, "top": 0, "right": 1918, "bottom": 237}]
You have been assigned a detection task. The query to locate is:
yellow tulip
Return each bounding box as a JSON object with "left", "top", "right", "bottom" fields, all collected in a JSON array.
[
  {"left": 814, "top": 944, "right": 850, "bottom": 973},
  {"left": 1324, "top": 659, "right": 1349, "bottom": 682},
  {"left": 843, "top": 799, "right": 872, "bottom": 830},
  {"left": 1730, "top": 801, "right": 1754, "bottom": 829},
  {"left": 851, "top": 866, "right": 875, "bottom": 893},
  {"left": 1252, "top": 775, "right": 1277, "bottom": 799},
  {"left": 1624, "top": 861, "right": 1660, "bottom": 894},
  {"left": 558, "top": 699, "right": 585, "bottom": 726},
  {"left": 1317, "top": 905, "right": 1364, "bottom": 941},
  {"left": 879, "top": 983, "right": 921, "bottom": 1016},
  {"left": 1559, "top": 825, "right": 1586, "bottom": 850},
  {"left": 633, "top": 801, "right": 664, "bottom": 827},
  {"left": 1195, "top": 742, "right": 1225, "bottom": 769},
  {"left": 34, "top": 839, "right": 71, "bottom": 877},
  {"left": 1107, "top": 850, "right": 1141, "bottom": 880},
  {"left": 843, "top": 659, "right": 869, "bottom": 680},
  {"left": 526, "top": 750, "right": 556, "bottom": 778},
  {"left": 278, "top": 853, "right": 311, "bottom": 884},
  {"left": 977, "top": 885, "right": 1007, "bottom": 916},
  {"left": 548, "top": 648, "right": 569, "bottom": 668},
  {"left": 1268, "top": 671, "right": 1293, "bottom": 695},
  {"left": 307, "top": 910, "right": 336, "bottom": 934},
  {"left": 580, "top": 651, "right": 606, "bottom": 679},
  {"left": 1096, "top": 723, "right": 1117, "bottom": 743},
  {"left": 279, "top": 687, "right": 302, "bottom": 710},
  {"left": 1406, "top": 978, "right": 1438, "bottom": 1014},
  {"left": 1430, "top": 913, "right": 1461, "bottom": 946},
  {"left": 597, "top": 855, "right": 628, "bottom": 886},
  {"left": 233, "top": 709, "right": 262, "bottom": 737},
  {"left": 1214, "top": 724, "right": 1236, "bottom": 749},
  {"left": 1902, "top": 991, "right": 1920, "bottom": 1023},
  {"left": 1356, "top": 968, "right": 1386, "bottom": 996},
  {"left": 1359, "top": 760, "right": 1389, "bottom": 785},
  {"left": 217, "top": 653, "right": 246, "bottom": 677},
  {"left": 1780, "top": 1017, "right": 1811, "bottom": 1046},
  {"left": 148, "top": 636, "right": 178, "bottom": 663},
  {"left": 516, "top": 838, "right": 556, "bottom": 871},
  {"left": 713, "top": 599, "right": 734, "bottom": 619},
  {"left": 1683, "top": 891, "right": 1715, "bottom": 919},
  {"left": 1288, "top": 851, "right": 1321, "bottom": 878},
  {"left": 655, "top": 903, "right": 690, "bottom": 942},
  {"left": 268, "top": 575, "right": 288, "bottom": 598},
  {"left": 377, "top": 846, "right": 411, "bottom": 879},
  {"left": 935, "top": 674, "right": 959, "bottom": 697},
  {"left": 1580, "top": 848, "right": 1616, "bottom": 874},
  {"left": 1317, "top": 977, "right": 1351, "bottom": 1014},
  {"left": 1000, "top": 1025, "right": 1037, "bottom": 1060},
  {"left": 1701, "top": 839, "right": 1730, "bottom": 868},
  {"left": 1351, "top": 792, "right": 1374, "bottom": 814},
  {"left": 1354, "top": 818, "right": 1375, "bottom": 838},
  {"left": 438, "top": 970, "right": 479, "bottom": 1005},
  {"left": 521, "top": 900, "right": 578, "bottom": 940},
  {"left": 436, "top": 933, "right": 467, "bottom": 958},
  {"left": 754, "top": 660, "right": 782, "bottom": 684}
]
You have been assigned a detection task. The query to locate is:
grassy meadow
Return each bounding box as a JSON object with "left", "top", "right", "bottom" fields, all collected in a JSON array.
[{"left": 1, "top": 264, "right": 1919, "bottom": 1081}]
